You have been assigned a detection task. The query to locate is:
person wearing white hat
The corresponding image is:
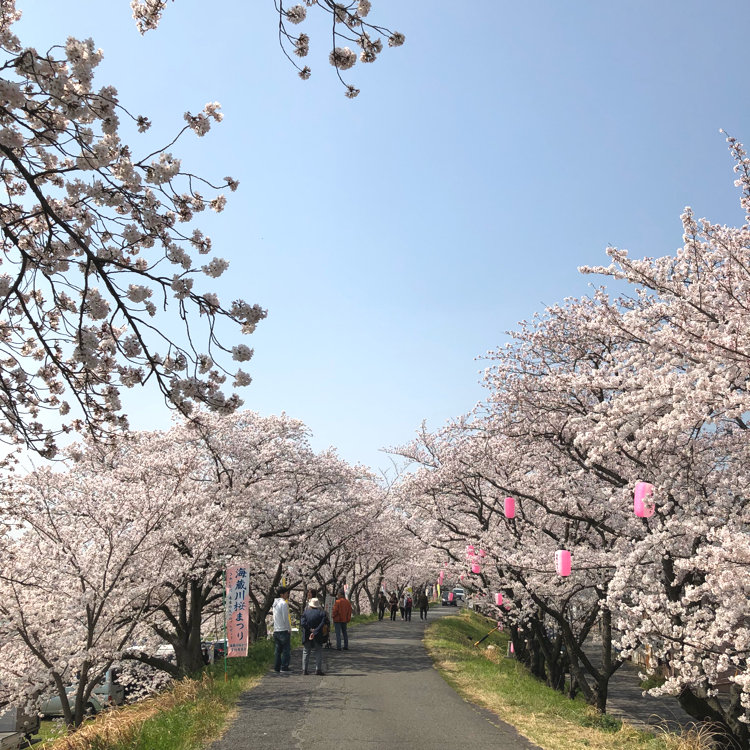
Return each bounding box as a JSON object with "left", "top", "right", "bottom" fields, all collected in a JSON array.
[{"left": 301, "top": 597, "right": 329, "bottom": 675}]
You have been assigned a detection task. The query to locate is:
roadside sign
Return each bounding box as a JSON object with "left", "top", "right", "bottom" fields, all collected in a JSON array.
[{"left": 226, "top": 565, "right": 249, "bottom": 658}]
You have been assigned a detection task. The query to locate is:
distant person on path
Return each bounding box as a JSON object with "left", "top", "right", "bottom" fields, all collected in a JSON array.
[
  {"left": 418, "top": 590, "right": 429, "bottom": 620},
  {"left": 404, "top": 593, "right": 413, "bottom": 621},
  {"left": 272, "top": 586, "right": 292, "bottom": 673},
  {"left": 377, "top": 592, "right": 387, "bottom": 620},
  {"left": 389, "top": 592, "right": 398, "bottom": 621},
  {"left": 301, "top": 597, "right": 329, "bottom": 675},
  {"left": 332, "top": 589, "right": 353, "bottom": 650}
]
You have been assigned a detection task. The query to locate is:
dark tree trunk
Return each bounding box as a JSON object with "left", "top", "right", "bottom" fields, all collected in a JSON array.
[{"left": 678, "top": 686, "right": 750, "bottom": 750}]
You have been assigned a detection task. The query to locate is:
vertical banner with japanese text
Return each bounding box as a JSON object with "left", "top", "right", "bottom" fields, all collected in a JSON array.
[{"left": 226, "top": 565, "right": 249, "bottom": 658}]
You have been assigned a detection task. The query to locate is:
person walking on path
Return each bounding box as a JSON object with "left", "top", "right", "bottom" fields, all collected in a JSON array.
[
  {"left": 389, "top": 592, "right": 398, "bottom": 621},
  {"left": 403, "top": 593, "right": 413, "bottom": 621},
  {"left": 272, "top": 586, "right": 292, "bottom": 673},
  {"left": 418, "top": 590, "right": 429, "bottom": 620},
  {"left": 377, "top": 592, "right": 387, "bottom": 620},
  {"left": 301, "top": 597, "right": 329, "bottom": 675},
  {"left": 332, "top": 589, "right": 353, "bottom": 650}
]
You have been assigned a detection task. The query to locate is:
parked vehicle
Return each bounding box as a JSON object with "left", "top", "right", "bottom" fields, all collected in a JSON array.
[
  {"left": 0, "top": 705, "right": 40, "bottom": 749},
  {"left": 92, "top": 668, "right": 124, "bottom": 707},
  {"left": 452, "top": 587, "right": 465, "bottom": 602},
  {"left": 155, "top": 644, "right": 176, "bottom": 663},
  {"left": 441, "top": 591, "right": 456, "bottom": 606},
  {"left": 40, "top": 689, "right": 105, "bottom": 718}
]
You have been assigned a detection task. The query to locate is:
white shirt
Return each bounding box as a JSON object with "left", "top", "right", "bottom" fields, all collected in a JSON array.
[{"left": 272, "top": 597, "right": 290, "bottom": 632}]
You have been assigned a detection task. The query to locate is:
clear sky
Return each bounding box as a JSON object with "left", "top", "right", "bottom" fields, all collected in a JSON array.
[{"left": 16, "top": 1, "right": 750, "bottom": 474}]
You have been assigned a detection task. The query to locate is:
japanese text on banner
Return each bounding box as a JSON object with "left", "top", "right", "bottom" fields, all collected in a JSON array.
[{"left": 226, "top": 565, "right": 249, "bottom": 658}]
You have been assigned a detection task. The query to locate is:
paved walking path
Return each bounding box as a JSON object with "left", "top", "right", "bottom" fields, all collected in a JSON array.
[
  {"left": 582, "top": 636, "right": 694, "bottom": 733},
  {"left": 209, "top": 610, "right": 540, "bottom": 750},
  {"left": 603, "top": 659, "right": 694, "bottom": 733}
]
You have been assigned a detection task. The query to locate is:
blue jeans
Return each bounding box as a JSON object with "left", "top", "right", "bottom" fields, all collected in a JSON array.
[
  {"left": 273, "top": 630, "right": 291, "bottom": 670},
  {"left": 334, "top": 622, "right": 348, "bottom": 649}
]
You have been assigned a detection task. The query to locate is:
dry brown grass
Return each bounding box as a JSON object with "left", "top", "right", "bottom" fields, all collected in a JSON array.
[
  {"left": 40, "top": 670, "right": 261, "bottom": 750},
  {"left": 658, "top": 722, "right": 734, "bottom": 750},
  {"left": 43, "top": 675, "right": 202, "bottom": 750}
]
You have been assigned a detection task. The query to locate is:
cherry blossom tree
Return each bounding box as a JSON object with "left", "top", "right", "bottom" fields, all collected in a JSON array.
[
  {"left": 0, "top": 0, "right": 405, "bottom": 459},
  {"left": 394, "top": 137, "right": 750, "bottom": 747},
  {"left": 0, "top": 462, "right": 177, "bottom": 726},
  {"left": 0, "top": 2, "right": 265, "bottom": 458}
]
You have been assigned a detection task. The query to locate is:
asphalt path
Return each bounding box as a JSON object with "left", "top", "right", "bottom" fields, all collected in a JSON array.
[{"left": 209, "top": 608, "right": 539, "bottom": 750}]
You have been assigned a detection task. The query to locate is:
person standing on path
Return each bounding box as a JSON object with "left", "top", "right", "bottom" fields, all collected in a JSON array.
[
  {"left": 377, "top": 592, "right": 387, "bottom": 620},
  {"left": 389, "top": 592, "right": 398, "bottom": 621},
  {"left": 272, "top": 586, "right": 292, "bottom": 673},
  {"left": 332, "top": 589, "right": 352, "bottom": 650},
  {"left": 403, "top": 593, "right": 413, "bottom": 621},
  {"left": 301, "top": 597, "right": 329, "bottom": 675},
  {"left": 418, "top": 590, "right": 429, "bottom": 620}
]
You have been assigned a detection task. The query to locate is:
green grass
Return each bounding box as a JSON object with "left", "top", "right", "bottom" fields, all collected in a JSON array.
[
  {"left": 425, "top": 611, "right": 674, "bottom": 750},
  {"left": 639, "top": 674, "right": 667, "bottom": 691},
  {"left": 350, "top": 612, "right": 379, "bottom": 626}
]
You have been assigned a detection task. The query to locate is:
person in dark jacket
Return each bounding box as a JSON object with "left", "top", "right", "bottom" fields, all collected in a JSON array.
[
  {"left": 403, "top": 593, "right": 413, "bottom": 621},
  {"left": 388, "top": 592, "right": 398, "bottom": 621},
  {"left": 418, "top": 590, "right": 429, "bottom": 620},
  {"left": 301, "top": 597, "right": 329, "bottom": 675},
  {"left": 377, "top": 592, "right": 387, "bottom": 620}
]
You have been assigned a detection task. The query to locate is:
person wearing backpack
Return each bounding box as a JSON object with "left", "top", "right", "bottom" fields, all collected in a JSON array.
[
  {"left": 403, "top": 593, "right": 413, "bottom": 621},
  {"left": 301, "top": 597, "right": 329, "bottom": 675},
  {"left": 332, "top": 589, "right": 353, "bottom": 650}
]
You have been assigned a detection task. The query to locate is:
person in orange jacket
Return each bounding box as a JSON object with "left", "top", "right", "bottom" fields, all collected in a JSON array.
[{"left": 332, "top": 588, "right": 353, "bottom": 651}]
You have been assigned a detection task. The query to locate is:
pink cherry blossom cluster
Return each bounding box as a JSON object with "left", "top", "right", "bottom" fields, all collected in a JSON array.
[{"left": 272, "top": 0, "right": 405, "bottom": 97}]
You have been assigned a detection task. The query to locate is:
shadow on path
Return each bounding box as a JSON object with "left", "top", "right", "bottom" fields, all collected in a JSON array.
[{"left": 583, "top": 637, "right": 694, "bottom": 733}]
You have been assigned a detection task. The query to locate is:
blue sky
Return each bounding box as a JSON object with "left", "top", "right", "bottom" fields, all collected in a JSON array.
[{"left": 16, "top": 1, "right": 750, "bottom": 473}]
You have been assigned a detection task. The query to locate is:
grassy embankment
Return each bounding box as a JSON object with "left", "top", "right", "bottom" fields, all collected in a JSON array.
[
  {"left": 40, "top": 613, "right": 378, "bottom": 750},
  {"left": 424, "top": 610, "right": 713, "bottom": 750}
]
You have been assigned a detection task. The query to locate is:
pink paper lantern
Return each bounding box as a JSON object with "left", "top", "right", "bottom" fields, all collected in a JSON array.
[
  {"left": 555, "top": 550, "right": 571, "bottom": 577},
  {"left": 504, "top": 497, "right": 516, "bottom": 519},
  {"left": 634, "top": 481, "right": 655, "bottom": 518},
  {"left": 495, "top": 592, "right": 503, "bottom": 606},
  {"left": 459, "top": 574, "right": 464, "bottom": 581},
  {"left": 448, "top": 592, "right": 454, "bottom": 602},
  {"left": 466, "top": 544, "right": 475, "bottom": 556},
  {"left": 479, "top": 548, "right": 486, "bottom": 558},
  {"left": 510, "top": 643, "right": 515, "bottom": 654},
  {"left": 471, "top": 563, "right": 481, "bottom": 574}
]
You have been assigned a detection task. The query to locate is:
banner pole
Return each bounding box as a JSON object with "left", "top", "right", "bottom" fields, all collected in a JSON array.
[{"left": 223, "top": 568, "right": 228, "bottom": 682}]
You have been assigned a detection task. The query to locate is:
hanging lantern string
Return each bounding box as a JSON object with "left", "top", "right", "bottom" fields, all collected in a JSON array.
[{"left": 497, "top": 563, "right": 619, "bottom": 574}]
